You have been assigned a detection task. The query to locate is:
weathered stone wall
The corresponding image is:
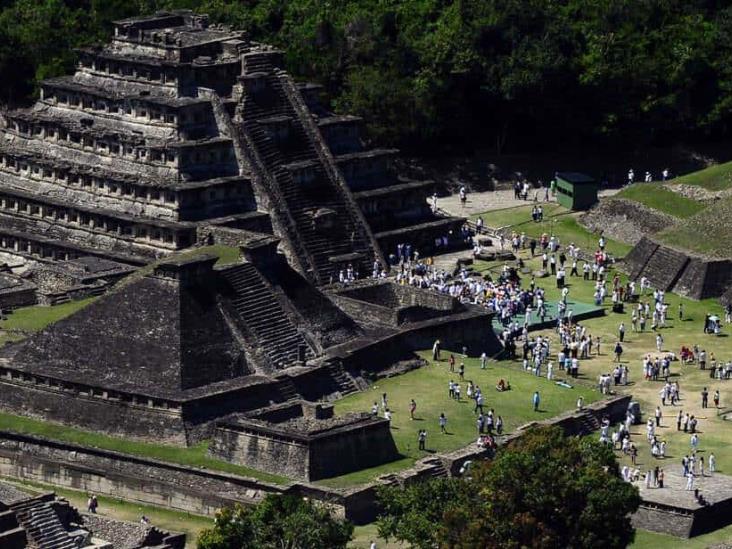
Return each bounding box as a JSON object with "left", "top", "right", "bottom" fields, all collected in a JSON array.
[
  {"left": 391, "top": 284, "right": 457, "bottom": 311},
  {"left": 0, "top": 431, "right": 290, "bottom": 516},
  {"left": 675, "top": 258, "right": 732, "bottom": 300},
  {"left": 328, "top": 293, "right": 396, "bottom": 327},
  {"left": 211, "top": 417, "right": 398, "bottom": 481},
  {"left": 623, "top": 237, "right": 732, "bottom": 300},
  {"left": 309, "top": 420, "right": 398, "bottom": 480},
  {"left": 210, "top": 428, "right": 311, "bottom": 480},
  {"left": 0, "top": 378, "right": 189, "bottom": 445},
  {"left": 580, "top": 199, "right": 676, "bottom": 246},
  {"left": 0, "top": 287, "right": 36, "bottom": 310},
  {"left": 631, "top": 505, "right": 694, "bottom": 538},
  {"left": 328, "top": 282, "right": 460, "bottom": 327},
  {"left": 622, "top": 237, "right": 659, "bottom": 280},
  {"left": 337, "top": 309, "right": 501, "bottom": 373}
]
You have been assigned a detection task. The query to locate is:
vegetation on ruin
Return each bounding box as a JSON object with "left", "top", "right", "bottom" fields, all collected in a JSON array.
[
  {"left": 0, "top": 246, "right": 240, "bottom": 345},
  {"left": 0, "top": 297, "right": 97, "bottom": 333},
  {"left": 4, "top": 1, "right": 732, "bottom": 151},
  {"left": 669, "top": 160, "right": 732, "bottom": 191},
  {"left": 0, "top": 411, "right": 289, "bottom": 485},
  {"left": 614, "top": 184, "right": 706, "bottom": 219},
  {"left": 658, "top": 195, "right": 732, "bottom": 257},
  {"left": 197, "top": 495, "right": 354, "bottom": 549},
  {"left": 375, "top": 426, "right": 640, "bottom": 549}
]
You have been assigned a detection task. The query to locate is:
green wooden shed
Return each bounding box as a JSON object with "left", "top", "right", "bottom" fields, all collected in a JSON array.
[{"left": 555, "top": 172, "right": 598, "bottom": 210}]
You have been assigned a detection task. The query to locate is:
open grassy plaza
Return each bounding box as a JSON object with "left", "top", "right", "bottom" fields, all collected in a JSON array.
[
  {"left": 328, "top": 351, "right": 602, "bottom": 488},
  {"left": 461, "top": 200, "right": 732, "bottom": 547}
]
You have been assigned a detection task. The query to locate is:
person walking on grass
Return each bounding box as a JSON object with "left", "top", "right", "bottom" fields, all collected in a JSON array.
[
  {"left": 614, "top": 341, "right": 623, "bottom": 362},
  {"left": 533, "top": 391, "right": 541, "bottom": 412},
  {"left": 439, "top": 413, "right": 447, "bottom": 434}
]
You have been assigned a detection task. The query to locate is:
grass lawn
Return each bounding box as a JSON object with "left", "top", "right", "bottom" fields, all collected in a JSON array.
[
  {"left": 350, "top": 523, "right": 404, "bottom": 549},
  {"left": 615, "top": 184, "right": 706, "bottom": 218},
  {"left": 323, "top": 351, "right": 602, "bottom": 488},
  {"left": 438, "top": 249, "right": 732, "bottom": 546},
  {"left": 0, "top": 411, "right": 289, "bottom": 485},
  {"left": 497, "top": 247, "right": 732, "bottom": 477},
  {"left": 0, "top": 297, "right": 97, "bottom": 333},
  {"left": 474, "top": 203, "right": 632, "bottom": 257},
  {"left": 632, "top": 524, "right": 732, "bottom": 548},
  {"left": 669, "top": 160, "right": 732, "bottom": 191},
  {"left": 0, "top": 245, "right": 242, "bottom": 345},
  {"left": 2, "top": 477, "right": 212, "bottom": 549}
]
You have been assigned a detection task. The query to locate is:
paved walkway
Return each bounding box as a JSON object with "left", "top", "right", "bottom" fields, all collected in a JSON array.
[
  {"left": 438, "top": 188, "right": 621, "bottom": 218},
  {"left": 634, "top": 468, "right": 732, "bottom": 510}
]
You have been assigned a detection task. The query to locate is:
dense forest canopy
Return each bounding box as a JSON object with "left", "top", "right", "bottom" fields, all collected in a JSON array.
[{"left": 2, "top": 0, "right": 732, "bottom": 152}]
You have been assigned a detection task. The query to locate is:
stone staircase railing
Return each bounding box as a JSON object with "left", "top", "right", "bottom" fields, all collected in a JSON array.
[
  {"left": 274, "top": 69, "right": 386, "bottom": 270},
  {"left": 234, "top": 100, "right": 316, "bottom": 279}
]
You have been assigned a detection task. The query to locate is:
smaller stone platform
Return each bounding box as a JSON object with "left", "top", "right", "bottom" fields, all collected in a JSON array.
[
  {"left": 30, "top": 256, "right": 135, "bottom": 305},
  {"left": 632, "top": 470, "right": 732, "bottom": 537},
  {"left": 210, "top": 400, "right": 399, "bottom": 481},
  {"left": 492, "top": 299, "right": 605, "bottom": 334},
  {"left": 0, "top": 273, "right": 36, "bottom": 310}
]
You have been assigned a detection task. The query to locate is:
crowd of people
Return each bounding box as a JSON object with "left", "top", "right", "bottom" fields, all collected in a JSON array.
[{"left": 362, "top": 182, "right": 732, "bottom": 507}]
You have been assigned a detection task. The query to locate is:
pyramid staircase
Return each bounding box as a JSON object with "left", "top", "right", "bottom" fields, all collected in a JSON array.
[
  {"left": 237, "top": 56, "right": 379, "bottom": 284},
  {"left": 575, "top": 412, "right": 602, "bottom": 436},
  {"left": 275, "top": 376, "right": 301, "bottom": 401},
  {"left": 220, "top": 263, "right": 315, "bottom": 370},
  {"left": 325, "top": 362, "right": 358, "bottom": 396}
]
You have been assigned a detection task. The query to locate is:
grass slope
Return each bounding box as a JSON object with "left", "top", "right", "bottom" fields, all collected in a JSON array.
[
  {"left": 0, "top": 245, "right": 241, "bottom": 345},
  {"left": 474, "top": 204, "right": 632, "bottom": 257},
  {"left": 670, "top": 160, "right": 732, "bottom": 191},
  {"left": 0, "top": 297, "right": 97, "bottom": 333},
  {"left": 615, "top": 183, "right": 705, "bottom": 218},
  {"left": 658, "top": 195, "right": 732, "bottom": 257}
]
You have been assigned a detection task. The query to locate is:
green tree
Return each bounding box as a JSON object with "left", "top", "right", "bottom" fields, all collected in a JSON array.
[
  {"left": 377, "top": 426, "right": 640, "bottom": 549},
  {"left": 441, "top": 426, "right": 641, "bottom": 549},
  {"left": 197, "top": 494, "right": 354, "bottom": 549},
  {"left": 376, "top": 477, "right": 474, "bottom": 549}
]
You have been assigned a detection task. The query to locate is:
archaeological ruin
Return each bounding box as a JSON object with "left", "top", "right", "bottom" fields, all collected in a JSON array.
[
  {"left": 0, "top": 481, "right": 185, "bottom": 548},
  {"left": 0, "top": 9, "right": 465, "bottom": 279},
  {"left": 0, "top": 10, "right": 499, "bottom": 454}
]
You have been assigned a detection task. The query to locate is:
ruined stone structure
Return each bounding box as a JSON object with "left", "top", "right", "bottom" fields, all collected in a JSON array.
[
  {"left": 0, "top": 241, "right": 499, "bottom": 443},
  {"left": 624, "top": 236, "right": 732, "bottom": 300},
  {"left": 0, "top": 481, "right": 185, "bottom": 548},
  {"left": 0, "top": 11, "right": 496, "bottom": 496},
  {"left": 0, "top": 272, "right": 36, "bottom": 310},
  {"left": 30, "top": 256, "right": 135, "bottom": 305},
  {"left": 0, "top": 10, "right": 465, "bottom": 285},
  {"left": 210, "top": 401, "right": 399, "bottom": 481}
]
